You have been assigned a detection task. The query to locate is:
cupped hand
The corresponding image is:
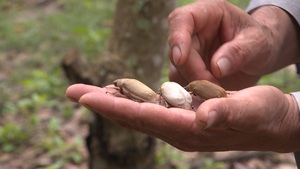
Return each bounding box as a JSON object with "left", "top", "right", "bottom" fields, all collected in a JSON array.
[
  {"left": 168, "top": 0, "right": 293, "bottom": 90},
  {"left": 66, "top": 84, "right": 300, "bottom": 152}
]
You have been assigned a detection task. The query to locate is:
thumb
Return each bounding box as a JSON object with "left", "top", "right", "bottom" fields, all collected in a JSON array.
[
  {"left": 211, "top": 33, "right": 262, "bottom": 78},
  {"left": 195, "top": 98, "right": 234, "bottom": 129}
]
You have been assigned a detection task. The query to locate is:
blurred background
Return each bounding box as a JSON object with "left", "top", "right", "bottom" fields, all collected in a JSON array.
[{"left": 0, "top": 0, "right": 299, "bottom": 169}]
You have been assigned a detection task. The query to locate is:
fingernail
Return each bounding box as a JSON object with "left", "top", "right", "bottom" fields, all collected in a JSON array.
[
  {"left": 172, "top": 46, "right": 181, "bottom": 65},
  {"left": 217, "top": 58, "right": 231, "bottom": 77},
  {"left": 205, "top": 111, "right": 218, "bottom": 129}
]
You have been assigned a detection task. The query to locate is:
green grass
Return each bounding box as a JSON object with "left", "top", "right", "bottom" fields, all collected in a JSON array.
[
  {"left": 258, "top": 67, "right": 300, "bottom": 93},
  {"left": 177, "top": 0, "right": 249, "bottom": 9},
  {"left": 0, "top": 0, "right": 115, "bottom": 168}
]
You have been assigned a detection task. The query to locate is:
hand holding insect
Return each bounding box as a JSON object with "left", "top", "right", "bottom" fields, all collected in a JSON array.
[{"left": 66, "top": 83, "right": 300, "bottom": 152}]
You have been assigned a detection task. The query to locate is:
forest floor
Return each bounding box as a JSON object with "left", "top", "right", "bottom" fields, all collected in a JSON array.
[{"left": 0, "top": 0, "right": 299, "bottom": 169}]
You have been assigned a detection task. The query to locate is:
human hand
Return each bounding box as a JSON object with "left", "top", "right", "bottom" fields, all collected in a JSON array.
[
  {"left": 168, "top": 0, "right": 300, "bottom": 90},
  {"left": 66, "top": 84, "right": 300, "bottom": 152}
]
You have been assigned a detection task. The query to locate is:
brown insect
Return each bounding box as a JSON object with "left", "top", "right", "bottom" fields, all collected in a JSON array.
[
  {"left": 113, "top": 78, "right": 157, "bottom": 103},
  {"left": 185, "top": 80, "right": 227, "bottom": 100}
]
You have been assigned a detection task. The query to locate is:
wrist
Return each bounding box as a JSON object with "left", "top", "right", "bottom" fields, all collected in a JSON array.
[
  {"left": 285, "top": 93, "right": 300, "bottom": 151},
  {"left": 250, "top": 6, "right": 300, "bottom": 69}
]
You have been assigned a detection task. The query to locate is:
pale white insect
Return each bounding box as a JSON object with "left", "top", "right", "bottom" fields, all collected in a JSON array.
[{"left": 160, "top": 81, "right": 193, "bottom": 110}]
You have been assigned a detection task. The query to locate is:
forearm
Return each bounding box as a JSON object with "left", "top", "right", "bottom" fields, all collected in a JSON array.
[{"left": 249, "top": 5, "right": 300, "bottom": 72}]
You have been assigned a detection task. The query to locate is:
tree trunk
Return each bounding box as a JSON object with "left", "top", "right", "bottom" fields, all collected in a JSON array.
[{"left": 62, "top": 0, "right": 175, "bottom": 169}]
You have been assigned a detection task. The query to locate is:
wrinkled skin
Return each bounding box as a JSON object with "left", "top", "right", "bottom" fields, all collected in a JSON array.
[
  {"left": 66, "top": 84, "right": 300, "bottom": 153},
  {"left": 168, "top": 0, "right": 300, "bottom": 90}
]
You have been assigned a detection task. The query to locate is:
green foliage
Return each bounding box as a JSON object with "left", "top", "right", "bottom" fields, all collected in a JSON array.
[
  {"left": 156, "top": 143, "right": 225, "bottom": 169},
  {"left": 0, "top": 123, "right": 29, "bottom": 152},
  {"left": 42, "top": 161, "right": 65, "bottom": 169},
  {"left": 49, "top": 0, "right": 116, "bottom": 58},
  {"left": 0, "top": 0, "right": 116, "bottom": 59},
  {"left": 202, "top": 158, "right": 225, "bottom": 169},
  {"left": 40, "top": 134, "right": 85, "bottom": 165},
  {"left": 177, "top": 0, "right": 194, "bottom": 7},
  {"left": 177, "top": 0, "right": 249, "bottom": 9},
  {"left": 156, "top": 143, "right": 184, "bottom": 166},
  {"left": 21, "top": 69, "right": 64, "bottom": 99},
  {"left": 258, "top": 67, "right": 300, "bottom": 93},
  {"left": 0, "top": 0, "right": 113, "bottom": 167},
  {"left": 38, "top": 118, "right": 85, "bottom": 167},
  {"left": 228, "top": 0, "right": 250, "bottom": 9}
]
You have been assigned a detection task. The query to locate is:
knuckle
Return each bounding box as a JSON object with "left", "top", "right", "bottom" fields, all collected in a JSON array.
[
  {"left": 169, "top": 28, "right": 191, "bottom": 45},
  {"left": 230, "top": 43, "right": 249, "bottom": 64},
  {"left": 168, "top": 7, "right": 181, "bottom": 21}
]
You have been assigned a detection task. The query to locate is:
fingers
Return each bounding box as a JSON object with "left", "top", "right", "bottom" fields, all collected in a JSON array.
[
  {"left": 195, "top": 86, "right": 287, "bottom": 131},
  {"left": 169, "top": 62, "right": 188, "bottom": 85},
  {"left": 168, "top": 0, "right": 227, "bottom": 65},
  {"left": 169, "top": 48, "right": 219, "bottom": 86},
  {"left": 65, "top": 84, "right": 105, "bottom": 102},
  {"left": 78, "top": 92, "right": 197, "bottom": 145},
  {"left": 196, "top": 93, "right": 265, "bottom": 131},
  {"left": 168, "top": 11, "right": 193, "bottom": 66},
  {"left": 168, "top": 1, "right": 227, "bottom": 84},
  {"left": 65, "top": 83, "right": 118, "bottom": 102},
  {"left": 211, "top": 32, "right": 262, "bottom": 78},
  {"left": 67, "top": 85, "right": 205, "bottom": 151},
  {"left": 179, "top": 48, "right": 219, "bottom": 84},
  {"left": 168, "top": 2, "right": 214, "bottom": 66},
  {"left": 211, "top": 41, "right": 247, "bottom": 78},
  {"left": 196, "top": 89, "right": 258, "bottom": 130},
  {"left": 195, "top": 98, "right": 230, "bottom": 129},
  {"left": 168, "top": 0, "right": 266, "bottom": 83}
]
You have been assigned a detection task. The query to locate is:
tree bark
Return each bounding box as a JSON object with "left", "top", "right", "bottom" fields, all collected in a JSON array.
[{"left": 62, "top": 0, "right": 175, "bottom": 169}]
